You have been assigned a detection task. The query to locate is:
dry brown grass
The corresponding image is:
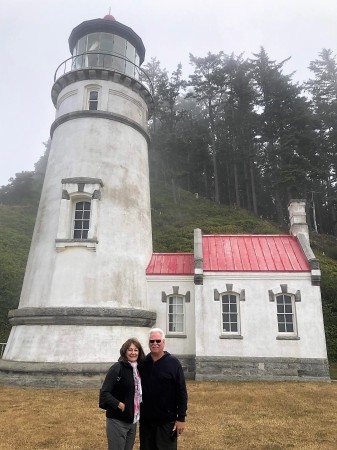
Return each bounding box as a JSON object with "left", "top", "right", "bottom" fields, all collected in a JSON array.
[{"left": 0, "top": 381, "right": 337, "bottom": 450}]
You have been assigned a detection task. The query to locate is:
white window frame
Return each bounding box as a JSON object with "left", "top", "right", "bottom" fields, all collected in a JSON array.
[
  {"left": 269, "top": 286, "right": 300, "bottom": 340},
  {"left": 55, "top": 178, "right": 103, "bottom": 252},
  {"left": 72, "top": 199, "right": 91, "bottom": 239},
  {"left": 88, "top": 90, "right": 99, "bottom": 110},
  {"left": 221, "top": 292, "right": 241, "bottom": 336},
  {"left": 85, "top": 85, "right": 101, "bottom": 111},
  {"left": 275, "top": 293, "right": 298, "bottom": 337},
  {"left": 166, "top": 294, "right": 186, "bottom": 336}
]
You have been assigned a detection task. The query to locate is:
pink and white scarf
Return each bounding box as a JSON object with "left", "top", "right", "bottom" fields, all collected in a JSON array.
[{"left": 130, "top": 362, "right": 142, "bottom": 423}]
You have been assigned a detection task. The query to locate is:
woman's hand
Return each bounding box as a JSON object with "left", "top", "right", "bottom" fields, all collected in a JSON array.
[{"left": 118, "top": 402, "right": 125, "bottom": 412}]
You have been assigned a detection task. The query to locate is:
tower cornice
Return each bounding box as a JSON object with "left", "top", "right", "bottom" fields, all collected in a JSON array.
[
  {"left": 50, "top": 110, "right": 150, "bottom": 144},
  {"left": 51, "top": 68, "right": 154, "bottom": 113}
]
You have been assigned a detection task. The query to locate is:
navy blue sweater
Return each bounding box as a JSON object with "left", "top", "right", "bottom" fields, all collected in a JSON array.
[{"left": 139, "top": 351, "right": 187, "bottom": 423}]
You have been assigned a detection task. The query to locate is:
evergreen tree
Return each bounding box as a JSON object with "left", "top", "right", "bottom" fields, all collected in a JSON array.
[
  {"left": 307, "top": 49, "right": 337, "bottom": 235},
  {"left": 250, "top": 48, "right": 317, "bottom": 224},
  {"left": 187, "top": 52, "right": 229, "bottom": 203}
]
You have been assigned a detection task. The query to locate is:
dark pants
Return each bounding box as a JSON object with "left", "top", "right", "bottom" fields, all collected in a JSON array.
[
  {"left": 139, "top": 421, "right": 177, "bottom": 450},
  {"left": 106, "top": 417, "right": 136, "bottom": 450}
]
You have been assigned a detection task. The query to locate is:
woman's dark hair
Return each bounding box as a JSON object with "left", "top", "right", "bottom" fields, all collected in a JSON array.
[{"left": 120, "top": 338, "right": 145, "bottom": 363}]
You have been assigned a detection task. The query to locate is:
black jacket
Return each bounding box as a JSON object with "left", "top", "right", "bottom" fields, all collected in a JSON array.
[
  {"left": 99, "top": 360, "right": 135, "bottom": 423},
  {"left": 139, "top": 351, "right": 187, "bottom": 423}
]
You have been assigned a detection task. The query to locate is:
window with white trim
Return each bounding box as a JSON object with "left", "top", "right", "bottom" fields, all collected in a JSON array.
[
  {"left": 269, "top": 285, "right": 300, "bottom": 339},
  {"left": 88, "top": 90, "right": 98, "bottom": 110},
  {"left": 167, "top": 295, "right": 185, "bottom": 334},
  {"left": 73, "top": 201, "right": 91, "bottom": 239},
  {"left": 221, "top": 293, "right": 240, "bottom": 334},
  {"left": 276, "top": 294, "right": 297, "bottom": 334},
  {"left": 55, "top": 178, "right": 103, "bottom": 252}
]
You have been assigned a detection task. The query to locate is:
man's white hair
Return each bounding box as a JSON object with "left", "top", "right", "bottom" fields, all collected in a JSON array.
[{"left": 149, "top": 328, "right": 165, "bottom": 339}]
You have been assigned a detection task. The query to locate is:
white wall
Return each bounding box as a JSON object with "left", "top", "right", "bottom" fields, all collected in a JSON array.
[
  {"left": 4, "top": 325, "right": 150, "bottom": 363},
  {"left": 56, "top": 80, "right": 148, "bottom": 128},
  {"left": 195, "top": 272, "right": 327, "bottom": 359},
  {"left": 146, "top": 276, "right": 195, "bottom": 355}
]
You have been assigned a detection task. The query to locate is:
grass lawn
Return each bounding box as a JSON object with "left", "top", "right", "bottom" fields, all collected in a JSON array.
[
  {"left": 329, "top": 361, "right": 337, "bottom": 380},
  {"left": 0, "top": 381, "right": 337, "bottom": 450}
]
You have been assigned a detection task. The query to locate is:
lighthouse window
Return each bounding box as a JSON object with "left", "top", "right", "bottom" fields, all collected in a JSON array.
[
  {"left": 73, "top": 201, "right": 91, "bottom": 239},
  {"left": 101, "top": 33, "right": 114, "bottom": 52},
  {"left": 125, "top": 42, "right": 136, "bottom": 77},
  {"left": 73, "top": 33, "right": 140, "bottom": 78},
  {"left": 88, "top": 91, "right": 99, "bottom": 110},
  {"left": 87, "top": 33, "right": 100, "bottom": 51},
  {"left": 56, "top": 179, "right": 102, "bottom": 251},
  {"left": 112, "top": 35, "right": 126, "bottom": 73}
]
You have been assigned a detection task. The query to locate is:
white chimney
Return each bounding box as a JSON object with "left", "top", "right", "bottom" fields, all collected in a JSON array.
[{"left": 288, "top": 199, "right": 309, "bottom": 241}]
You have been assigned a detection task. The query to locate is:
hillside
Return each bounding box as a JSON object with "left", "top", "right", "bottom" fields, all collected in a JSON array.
[
  {"left": 0, "top": 203, "right": 37, "bottom": 341},
  {"left": 0, "top": 180, "right": 337, "bottom": 361}
]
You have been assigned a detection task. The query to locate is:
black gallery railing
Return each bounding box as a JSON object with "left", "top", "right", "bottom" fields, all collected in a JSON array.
[{"left": 54, "top": 52, "right": 153, "bottom": 95}]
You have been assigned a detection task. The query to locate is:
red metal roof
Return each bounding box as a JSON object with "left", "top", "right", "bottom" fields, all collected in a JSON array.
[
  {"left": 146, "top": 235, "right": 310, "bottom": 275},
  {"left": 202, "top": 235, "right": 310, "bottom": 272},
  {"left": 146, "top": 253, "right": 194, "bottom": 275}
]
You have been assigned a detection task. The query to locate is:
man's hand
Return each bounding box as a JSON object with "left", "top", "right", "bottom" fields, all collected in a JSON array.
[{"left": 173, "top": 420, "right": 185, "bottom": 436}]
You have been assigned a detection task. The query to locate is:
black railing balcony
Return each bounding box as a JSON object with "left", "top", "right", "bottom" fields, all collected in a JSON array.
[{"left": 54, "top": 52, "right": 153, "bottom": 95}]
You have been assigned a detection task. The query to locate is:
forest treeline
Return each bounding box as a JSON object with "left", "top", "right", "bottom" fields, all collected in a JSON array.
[
  {"left": 140, "top": 47, "right": 337, "bottom": 236},
  {"left": 1, "top": 47, "right": 337, "bottom": 237}
]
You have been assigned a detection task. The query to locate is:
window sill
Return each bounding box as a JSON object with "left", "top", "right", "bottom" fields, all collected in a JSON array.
[
  {"left": 219, "top": 335, "right": 243, "bottom": 339},
  {"left": 276, "top": 335, "right": 300, "bottom": 340},
  {"left": 165, "top": 334, "right": 187, "bottom": 339},
  {"left": 55, "top": 239, "right": 98, "bottom": 252}
]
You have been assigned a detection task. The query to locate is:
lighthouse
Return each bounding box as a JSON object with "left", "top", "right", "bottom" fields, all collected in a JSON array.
[{"left": 1, "top": 15, "right": 156, "bottom": 386}]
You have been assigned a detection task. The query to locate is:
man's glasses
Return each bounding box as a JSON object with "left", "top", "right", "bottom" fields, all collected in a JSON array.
[{"left": 149, "top": 339, "right": 162, "bottom": 343}]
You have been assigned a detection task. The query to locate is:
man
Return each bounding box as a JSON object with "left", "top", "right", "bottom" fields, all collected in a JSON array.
[{"left": 139, "top": 328, "right": 188, "bottom": 450}]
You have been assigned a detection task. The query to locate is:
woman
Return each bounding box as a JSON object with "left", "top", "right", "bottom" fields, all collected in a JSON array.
[{"left": 100, "top": 338, "right": 145, "bottom": 450}]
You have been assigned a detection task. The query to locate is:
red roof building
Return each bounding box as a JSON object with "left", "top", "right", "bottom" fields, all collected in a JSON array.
[{"left": 147, "top": 235, "right": 310, "bottom": 275}]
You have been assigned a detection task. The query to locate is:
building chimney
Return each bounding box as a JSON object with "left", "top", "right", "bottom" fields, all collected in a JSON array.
[
  {"left": 194, "top": 228, "right": 203, "bottom": 285},
  {"left": 288, "top": 199, "right": 309, "bottom": 241}
]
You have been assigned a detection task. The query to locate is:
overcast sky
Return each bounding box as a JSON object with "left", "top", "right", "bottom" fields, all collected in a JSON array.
[{"left": 1, "top": 0, "right": 336, "bottom": 187}]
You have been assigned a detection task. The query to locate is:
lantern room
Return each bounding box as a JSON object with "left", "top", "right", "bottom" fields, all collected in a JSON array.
[{"left": 68, "top": 15, "right": 145, "bottom": 79}]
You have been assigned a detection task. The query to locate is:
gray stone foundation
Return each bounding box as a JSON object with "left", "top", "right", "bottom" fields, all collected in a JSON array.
[
  {"left": 0, "top": 355, "right": 330, "bottom": 387},
  {"left": 0, "top": 360, "right": 112, "bottom": 388},
  {"left": 195, "top": 356, "right": 330, "bottom": 381},
  {"left": 175, "top": 354, "right": 196, "bottom": 379},
  {"left": 0, "top": 355, "right": 196, "bottom": 388}
]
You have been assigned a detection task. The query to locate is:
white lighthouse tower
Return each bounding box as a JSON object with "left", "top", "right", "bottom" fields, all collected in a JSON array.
[{"left": 0, "top": 15, "right": 155, "bottom": 386}]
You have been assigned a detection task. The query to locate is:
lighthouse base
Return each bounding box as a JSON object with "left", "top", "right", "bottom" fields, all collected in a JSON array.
[
  {"left": 0, "top": 360, "right": 113, "bottom": 387},
  {"left": 0, "top": 307, "right": 157, "bottom": 387},
  {"left": 0, "top": 360, "right": 118, "bottom": 389}
]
